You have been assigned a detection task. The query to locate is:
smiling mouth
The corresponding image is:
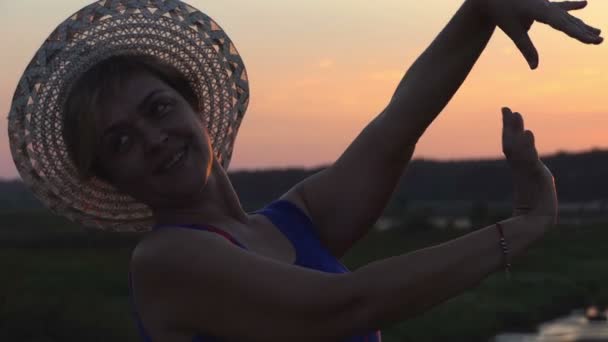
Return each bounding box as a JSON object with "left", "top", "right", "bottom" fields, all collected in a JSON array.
[{"left": 159, "top": 145, "right": 188, "bottom": 173}]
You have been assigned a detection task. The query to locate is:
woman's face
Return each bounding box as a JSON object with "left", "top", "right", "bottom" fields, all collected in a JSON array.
[{"left": 93, "top": 71, "right": 213, "bottom": 209}]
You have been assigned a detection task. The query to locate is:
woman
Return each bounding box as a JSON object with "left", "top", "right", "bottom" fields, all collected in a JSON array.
[{"left": 7, "top": 0, "right": 601, "bottom": 341}]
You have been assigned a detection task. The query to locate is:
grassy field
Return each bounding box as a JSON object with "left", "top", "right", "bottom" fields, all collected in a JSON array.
[
  {"left": 1, "top": 211, "right": 607, "bottom": 341},
  {"left": 343, "top": 223, "right": 608, "bottom": 342}
]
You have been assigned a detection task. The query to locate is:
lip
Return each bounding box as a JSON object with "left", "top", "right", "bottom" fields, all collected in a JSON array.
[{"left": 156, "top": 145, "right": 188, "bottom": 174}]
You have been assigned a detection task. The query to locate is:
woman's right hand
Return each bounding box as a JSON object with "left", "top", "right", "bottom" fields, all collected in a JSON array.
[{"left": 502, "top": 107, "right": 558, "bottom": 222}]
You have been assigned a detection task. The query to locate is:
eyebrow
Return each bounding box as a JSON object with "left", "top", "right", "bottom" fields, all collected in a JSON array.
[{"left": 101, "top": 88, "right": 165, "bottom": 140}]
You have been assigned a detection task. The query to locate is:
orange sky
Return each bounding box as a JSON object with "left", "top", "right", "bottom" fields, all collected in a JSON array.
[{"left": 1, "top": 0, "right": 607, "bottom": 180}]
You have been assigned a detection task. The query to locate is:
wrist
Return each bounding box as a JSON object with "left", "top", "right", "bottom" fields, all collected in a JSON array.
[
  {"left": 510, "top": 160, "right": 556, "bottom": 218},
  {"left": 467, "top": 0, "right": 490, "bottom": 18},
  {"left": 466, "top": 0, "right": 498, "bottom": 28},
  {"left": 523, "top": 211, "right": 557, "bottom": 234},
  {"left": 529, "top": 197, "right": 558, "bottom": 225}
]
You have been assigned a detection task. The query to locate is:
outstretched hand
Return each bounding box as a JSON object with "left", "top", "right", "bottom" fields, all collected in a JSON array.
[{"left": 480, "top": 0, "right": 603, "bottom": 69}]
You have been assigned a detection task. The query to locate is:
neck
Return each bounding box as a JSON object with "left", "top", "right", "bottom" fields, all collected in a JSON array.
[{"left": 152, "top": 157, "right": 249, "bottom": 228}]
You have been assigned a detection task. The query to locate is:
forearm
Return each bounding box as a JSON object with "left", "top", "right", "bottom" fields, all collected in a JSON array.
[
  {"left": 379, "top": 0, "right": 495, "bottom": 155},
  {"left": 351, "top": 214, "right": 551, "bottom": 329},
  {"left": 313, "top": 0, "right": 498, "bottom": 254}
]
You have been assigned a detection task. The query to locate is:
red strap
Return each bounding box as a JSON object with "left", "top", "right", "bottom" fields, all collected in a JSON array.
[
  {"left": 153, "top": 223, "right": 246, "bottom": 249},
  {"left": 202, "top": 225, "right": 246, "bottom": 249}
]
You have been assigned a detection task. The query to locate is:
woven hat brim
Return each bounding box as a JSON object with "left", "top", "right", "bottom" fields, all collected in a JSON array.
[{"left": 8, "top": 0, "right": 249, "bottom": 232}]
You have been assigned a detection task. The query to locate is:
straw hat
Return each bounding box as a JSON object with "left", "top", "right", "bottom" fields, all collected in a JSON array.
[{"left": 7, "top": 0, "right": 249, "bottom": 232}]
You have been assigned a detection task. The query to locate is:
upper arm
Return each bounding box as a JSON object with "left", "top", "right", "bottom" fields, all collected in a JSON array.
[
  {"left": 132, "top": 230, "right": 371, "bottom": 342},
  {"left": 282, "top": 117, "right": 414, "bottom": 257}
]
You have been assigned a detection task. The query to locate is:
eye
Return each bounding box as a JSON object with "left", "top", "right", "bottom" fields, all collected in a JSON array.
[
  {"left": 113, "top": 134, "right": 131, "bottom": 153},
  {"left": 153, "top": 98, "right": 175, "bottom": 117}
]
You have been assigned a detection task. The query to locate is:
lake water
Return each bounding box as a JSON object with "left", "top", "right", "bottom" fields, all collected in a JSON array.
[{"left": 492, "top": 309, "right": 608, "bottom": 342}]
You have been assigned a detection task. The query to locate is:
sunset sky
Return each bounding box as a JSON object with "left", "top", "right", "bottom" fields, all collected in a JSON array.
[{"left": 1, "top": 0, "right": 607, "bottom": 180}]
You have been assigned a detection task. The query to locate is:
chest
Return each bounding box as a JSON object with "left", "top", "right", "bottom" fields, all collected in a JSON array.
[
  {"left": 243, "top": 213, "right": 298, "bottom": 265},
  {"left": 247, "top": 213, "right": 350, "bottom": 274}
]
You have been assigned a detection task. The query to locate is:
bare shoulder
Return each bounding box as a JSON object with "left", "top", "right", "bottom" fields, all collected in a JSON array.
[
  {"left": 129, "top": 227, "right": 241, "bottom": 329},
  {"left": 130, "top": 227, "right": 191, "bottom": 268},
  {"left": 128, "top": 224, "right": 364, "bottom": 341},
  {"left": 130, "top": 226, "right": 225, "bottom": 278},
  {"left": 129, "top": 227, "right": 225, "bottom": 301}
]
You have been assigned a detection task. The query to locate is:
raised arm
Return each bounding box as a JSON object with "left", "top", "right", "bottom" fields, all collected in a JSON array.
[
  {"left": 356, "top": 108, "right": 558, "bottom": 325},
  {"left": 133, "top": 110, "right": 557, "bottom": 341},
  {"left": 285, "top": 0, "right": 599, "bottom": 258}
]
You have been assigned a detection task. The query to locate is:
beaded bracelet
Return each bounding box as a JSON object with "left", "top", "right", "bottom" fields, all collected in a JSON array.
[{"left": 496, "top": 222, "right": 512, "bottom": 279}]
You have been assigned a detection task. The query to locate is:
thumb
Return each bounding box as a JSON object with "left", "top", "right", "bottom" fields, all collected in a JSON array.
[
  {"left": 556, "top": 0, "right": 588, "bottom": 11},
  {"left": 503, "top": 23, "right": 539, "bottom": 69}
]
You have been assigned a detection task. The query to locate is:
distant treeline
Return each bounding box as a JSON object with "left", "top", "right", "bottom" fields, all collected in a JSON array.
[{"left": 2, "top": 149, "right": 608, "bottom": 213}]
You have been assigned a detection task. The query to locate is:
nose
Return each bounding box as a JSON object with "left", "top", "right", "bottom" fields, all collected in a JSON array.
[{"left": 143, "top": 126, "right": 169, "bottom": 154}]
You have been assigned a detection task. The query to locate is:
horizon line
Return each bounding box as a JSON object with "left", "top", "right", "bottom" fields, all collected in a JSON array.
[{"left": 1, "top": 147, "right": 606, "bottom": 182}]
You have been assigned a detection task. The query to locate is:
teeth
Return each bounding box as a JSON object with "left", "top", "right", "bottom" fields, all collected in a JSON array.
[{"left": 163, "top": 149, "right": 185, "bottom": 170}]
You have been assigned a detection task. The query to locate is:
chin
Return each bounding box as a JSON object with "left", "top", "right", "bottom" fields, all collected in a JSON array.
[
  {"left": 174, "top": 169, "right": 210, "bottom": 198},
  {"left": 146, "top": 149, "right": 211, "bottom": 205}
]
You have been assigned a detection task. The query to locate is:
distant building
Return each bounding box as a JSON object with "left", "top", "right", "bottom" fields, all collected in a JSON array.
[
  {"left": 377, "top": 200, "right": 608, "bottom": 231},
  {"left": 558, "top": 200, "right": 608, "bottom": 226},
  {"left": 375, "top": 217, "right": 399, "bottom": 231},
  {"left": 429, "top": 217, "right": 449, "bottom": 229},
  {"left": 453, "top": 217, "right": 473, "bottom": 230},
  {"left": 429, "top": 216, "right": 472, "bottom": 230}
]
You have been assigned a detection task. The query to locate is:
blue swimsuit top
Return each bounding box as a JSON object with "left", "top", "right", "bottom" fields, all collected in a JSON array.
[{"left": 128, "top": 199, "right": 382, "bottom": 341}]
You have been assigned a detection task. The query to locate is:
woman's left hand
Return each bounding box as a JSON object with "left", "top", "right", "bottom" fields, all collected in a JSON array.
[
  {"left": 501, "top": 107, "right": 557, "bottom": 219},
  {"left": 478, "top": 0, "right": 603, "bottom": 69}
]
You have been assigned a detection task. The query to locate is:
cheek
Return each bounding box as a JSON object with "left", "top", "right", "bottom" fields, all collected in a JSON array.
[{"left": 106, "top": 153, "right": 148, "bottom": 184}]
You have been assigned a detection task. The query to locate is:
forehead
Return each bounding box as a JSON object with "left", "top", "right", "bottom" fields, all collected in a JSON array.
[{"left": 95, "top": 72, "right": 172, "bottom": 130}]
